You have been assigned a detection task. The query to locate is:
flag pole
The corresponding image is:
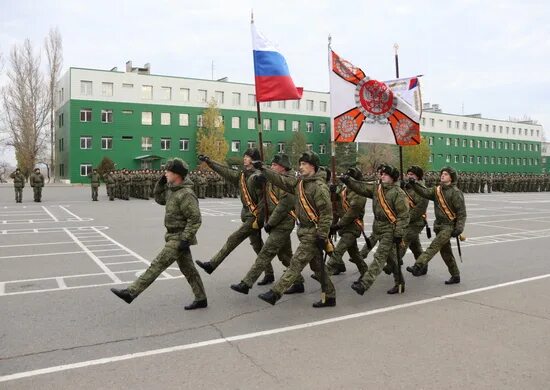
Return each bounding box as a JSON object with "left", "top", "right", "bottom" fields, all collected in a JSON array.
[{"left": 394, "top": 43, "right": 404, "bottom": 181}]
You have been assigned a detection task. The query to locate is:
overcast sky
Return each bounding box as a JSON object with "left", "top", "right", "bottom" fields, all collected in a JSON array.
[{"left": 1, "top": 0, "right": 549, "bottom": 164}]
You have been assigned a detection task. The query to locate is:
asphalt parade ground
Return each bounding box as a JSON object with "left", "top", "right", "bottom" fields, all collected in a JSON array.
[{"left": 0, "top": 184, "right": 549, "bottom": 389}]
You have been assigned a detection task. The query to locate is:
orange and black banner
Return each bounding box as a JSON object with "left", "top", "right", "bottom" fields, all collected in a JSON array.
[
  {"left": 268, "top": 187, "right": 297, "bottom": 221},
  {"left": 240, "top": 172, "right": 259, "bottom": 218},
  {"left": 341, "top": 188, "right": 364, "bottom": 230},
  {"left": 435, "top": 185, "right": 456, "bottom": 221},
  {"left": 298, "top": 179, "right": 319, "bottom": 226},
  {"left": 376, "top": 184, "right": 397, "bottom": 225}
]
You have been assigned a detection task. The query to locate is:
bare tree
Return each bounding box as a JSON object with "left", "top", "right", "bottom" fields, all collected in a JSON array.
[
  {"left": 357, "top": 143, "right": 398, "bottom": 174},
  {"left": 44, "top": 27, "right": 63, "bottom": 182},
  {"left": 1, "top": 39, "right": 50, "bottom": 177}
]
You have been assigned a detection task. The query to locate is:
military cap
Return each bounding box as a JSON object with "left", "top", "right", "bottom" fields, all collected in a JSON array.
[
  {"left": 379, "top": 164, "right": 400, "bottom": 181},
  {"left": 440, "top": 166, "right": 458, "bottom": 183},
  {"left": 244, "top": 148, "right": 261, "bottom": 161},
  {"left": 298, "top": 151, "right": 320, "bottom": 172},
  {"left": 407, "top": 165, "right": 424, "bottom": 180},
  {"left": 165, "top": 158, "right": 189, "bottom": 178},
  {"left": 271, "top": 153, "right": 291, "bottom": 170}
]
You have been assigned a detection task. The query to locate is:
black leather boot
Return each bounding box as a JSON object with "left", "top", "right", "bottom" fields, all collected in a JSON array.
[
  {"left": 312, "top": 297, "right": 336, "bottom": 308},
  {"left": 184, "top": 299, "right": 208, "bottom": 310},
  {"left": 257, "top": 274, "right": 275, "bottom": 286},
  {"left": 445, "top": 275, "right": 460, "bottom": 285},
  {"left": 329, "top": 263, "right": 346, "bottom": 275},
  {"left": 258, "top": 290, "right": 280, "bottom": 305},
  {"left": 406, "top": 264, "right": 426, "bottom": 277},
  {"left": 284, "top": 283, "right": 305, "bottom": 295},
  {"left": 195, "top": 260, "right": 215, "bottom": 274},
  {"left": 230, "top": 281, "right": 250, "bottom": 295},
  {"left": 387, "top": 284, "right": 405, "bottom": 294},
  {"left": 351, "top": 281, "right": 366, "bottom": 296},
  {"left": 110, "top": 288, "right": 135, "bottom": 304}
]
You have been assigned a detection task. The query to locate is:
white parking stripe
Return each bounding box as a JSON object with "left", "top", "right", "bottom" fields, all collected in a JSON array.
[
  {"left": 41, "top": 206, "right": 59, "bottom": 222},
  {"left": 1, "top": 272, "right": 548, "bottom": 383},
  {"left": 58, "top": 206, "right": 83, "bottom": 221}
]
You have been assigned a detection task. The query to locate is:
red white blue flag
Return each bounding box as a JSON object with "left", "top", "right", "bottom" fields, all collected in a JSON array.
[{"left": 251, "top": 22, "right": 303, "bottom": 102}]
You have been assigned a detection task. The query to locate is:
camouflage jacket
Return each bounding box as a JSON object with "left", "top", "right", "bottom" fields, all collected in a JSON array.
[
  {"left": 403, "top": 180, "right": 429, "bottom": 228},
  {"left": 154, "top": 177, "right": 201, "bottom": 244},
  {"left": 346, "top": 179, "right": 409, "bottom": 237},
  {"left": 411, "top": 182, "right": 466, "bottom": 232},
  {"left": 10, "top": 172, "right": 25, "bottom": 189},
  {"left": 30, "top": 173, "right": 44, "bottom": 187},
  {"left": 334, "top": 186, "right": 366, "bottom": 237},
  {"left": 265, "top": 181, "right": 296, "bottom": 231},
  {"left": 88, "top": 172, "right": 101, "bottom": 187},
  {"left": 263, "top": 168, "right": 332, "bottom": 240}
]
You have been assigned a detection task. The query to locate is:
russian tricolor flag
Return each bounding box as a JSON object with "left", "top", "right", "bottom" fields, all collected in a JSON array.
[{"left": 251, "top": 22, "right": 303, "bottom": 102}]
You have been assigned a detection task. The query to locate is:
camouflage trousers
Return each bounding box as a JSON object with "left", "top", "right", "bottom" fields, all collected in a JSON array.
[
  {"left": 14, "top": 188, "right": 23, "bottom": 202},
  {"left": 414, "top": 226, "right": 460, "bottom": 277},
  {"left": 128, "top": 240, "right": 206, "bottom": 300},
  {"left": 357, "top": 231, "right": 402, "bottom": 290},
  {"left": 33, "top": 187, "right": 42, "bottom": 201},
  {"left": 399, "top": 224, "right": 425, "bottom": 262},
  {"left": 359, "top": 233, "right": 378, "bottom": 260},
  {"left": 210, "top": 219, "right": 273, "bottom": 276},
  {"left": 271, "top": 234, "right": 335, "bottom": 299},
  {"left": 107, "top": 185, "right": 115, "bottom": 200},
  {"left": 326, "top": 232, "right": 368, "bottom": 276},
  {"left": 242, "top": 227, "right": 304, "bottom": 287},
  {"left": 91, "top": 185, "right": 99, "bottom": 201}
]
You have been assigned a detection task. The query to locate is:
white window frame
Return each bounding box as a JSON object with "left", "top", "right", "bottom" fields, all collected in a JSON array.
[
  {"left": 80, "top": 164, "right": 92, "bottom": 177},
  {"left": 180, "top": 88, "right": 190, "bottom": 102},
  {"left": 248, "top": 118, "right": 256, "bottom": 130},
  {"left": 232, "top": 92, "right": 241, "bottom": 106},
  {"left": 263, "top": 118, "right": 271, "bottom": 131},
  {"left": 231, "top": 140, "right": 241, "bottom": 152},
  {"left": 277, "top": 142, "right": 285, "bottom": 153},
  {"left": 179, "top": 138, "right": 189, "bottom": 151},
  {"left": 80, "top": 81, "right": 92, "bottom": 96},
  {"left": 142, "top": 111, "right": 152, "bottom": 125},
  {"left": 141, "top": 136, "right": 152, "bottom": 151},
  {"left": 198, "top": 89, "right": 207, "bottom": 103},
  {"left": 231, "top": 117, "right": 240, "bottom": 129},
  {"left": 160, "top": 87, "right": 172, "bottom": 101},
  {"left": 101, "top": 137, "right": 113, "bottom": 150},
  {"left": 80, "top": 136, "right": 92, "bottom": 149},
  {"left": 319, "top": 144, "right": 326, "bottom": 154},
  {"left": 141, "top": 85, "right": 153, "bottom": 100},
  {"left": 306, "top": 100, "right": 314, "bottom": 111},
  {"left": 160, "top": 138, "right": 171, "bottom": 151},
  {"left": 161, "top": 112, "right": 171, "bottom": 126},
  {"left": 292, "top": 120, "right": 300, "bottom": 132},
  {"left": 278, "top": 119, "right": 286, "bottom": 132},
  {"left": 80, "top": 109, "right": 92, "bottom": 122},
  {"left": 179, "top": 113, "right": 189, "bottom": 126},
  {"left": 320, "top": 123, "right": 327, "bottom": 134},
  {"left": 197, "top": 115, "right": 203, "bottom": 127},
  {"left": 320, "top": 101, "right": 327, "bottom": 112},
  {"left": 101, "top": 109, "right": 113, "bottom": 123},
  {"left": 215, "top": 91, "right": 224, "bottom": 104},
  {"left": 101, "top": 82, "right": 113, "bottom": 97},
  {"left": 306, "top": 121, "right": 313, "bottom": 133},
  {"left": 248, "top": 94, "right": 256, "bottom": 106}
]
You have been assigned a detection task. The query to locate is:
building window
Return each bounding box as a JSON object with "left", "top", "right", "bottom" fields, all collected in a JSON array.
[
  {"left": 461, "top": 155, "right": 466, "bottom": 163},
  {"left": 306, "top": 143, "right": 313, "bottom": 151},
  {"left": 319, "top": 144, "right": 327, "bottom": 154},
  {"left": 215, "top": 91, "right": 224, "bottom": 104},
  {"left": 484, "top": 156, "right": 488, "bottom": 164},
  {"left": 278, "top": 101, "right": 286, "bottom": 109},
  {"left": 232, "top": 117, "right": 241, "bottom": 129},
  {"left": 80, "top": 109, "right": 92, "bottom": 122},
  {"left": 427, "top": 136, "right": 433, "bottom": 146},
  {"left": 430, "top": 118, "right": 435, "bottom": 127},
  {"left": 470, "top": 156, "right": 474, "bottom": 163},
  {"left": 462, "top": 139, "right": 467, "bottom": 147},
  {"left": 484, "top": 140, "right": 488, "bottom": 148},
  {"left": 292, "top": 120, "right": 300, "bottom": 132},
  {"left": 80, "top": 136, "right": 92, "bottom": 149},
  {"left": 141, "top": 136, "right": 152, "bottom": 151},
  {"left": 101, "top": 82, "right": 113, "bottom": 97},
  {"left": 263, "top": 118, "right": 271, "bottom": 131},
  {"left": 453, "top": 138, "right": 459, "bottom": 147},
  {"left": 462, "top": 122, "right": 467, "bottom": 130},
  {"left": 142, "top": 112, "right": 152, "bottom": 125},
  {"left": 498, "top": 141, "right": 502, "bottom": 149},
  {"left": 422, "top": 118, "right": 426, "bottom": 126},
  {"left": 101, "top": 137, "right": 113, "bottom": 150},
  {"left": 198, "top": 89, "right": 207, "bottom": 103},
  {"left": 158, "top": 87, "right": 171, "bottom": 101},
  {"left": 491, "top": 157, "right": 495, "bottom": 164},
  {"left": 121, "top": 136, "right": 133, "bottom": 140},
  {"left": 80, "top": 81, "right": 92, "bottom": 96},
  {"left": 306, "top": 100, "right": 314, "bottom": 111},
  {"left": 197, "top": 115, "right": 203, "bottom": 127},
  {"left": 59, "top": 163, "right": 64, "bottom": 177},
  {"left": 491, "top": 141, "right": 495, "bottom": 149},
  {"left": 278, "top": 120, "right": 286, "bottom": 132},
  {"left": 142, "top": 85, "right": 153, "bottom": 100},
  {"left": 469, "top": 123, "right": 474, "bottom": 131},
  {"left": 248, "top": 94, "right": 256, "bottom": 106},
  {"left": 261, "top": 101, "right": 271, "bottom": 109},
  {"left": 477, "top": 140, "right": 481, "bottom": 148},
  {"left": 503, "top": 157, "right": 508, "bottom": 165},
  {"left": 320, "top": 101, "right": 327, "bottom": 112},
  {"left": 58, "top": 138, "right": 64, "bottom": 152},
  {"left": 504, "top": 142, "right": 508, "bottom": 150},
  {"left": 178, "top": 113, "right": 189, "bottom": 126},
  {"left": 179, "top": 138, "right": 189, "bottom": 151},
  {"left": 232, "top": 92, "right": 241, "bottom": 106},
  {"left": 447, "top": 120, "right": 452, "bottom": 128},
  {"left": 122, "top": 110, "right": 133, "bottom": 114},
  {"left": 160, "top": 138, "right": 171, "bottom": 150},
  {"left": 80, "top": 164, "right": 92, "bottom": 176},
  {"left": 429, "top": 154, "right": 433, "bottom": 163},
  {"left": 247, "top": 141, "right": 256, "bottom": 149},
  {"left": 231, "top": 140, "right": 241, "bottom": 152},
  {"left": 122, "top": 83, "right": 133, "bottom": 89},
  {"left": 455, "top": 121, "right": 460, "bottom": 129},
  {"left": 277, "top": 142, "right": 285, "bottom": 153},
  {"left": 454, "top": 155, "right": 459, "bottom": 163},
  {"left": 446, "top": 155, "right": 450, "bottom": 163},
  {"left": 180, "top": 88, "right": 190, "bottom": 102},
  {"left": 478, "top": 124, "right": 482, "bottom": 131},
  {"left": 320, "top": 123, "right": 327, "bottom": 133},
  {"left": 291, "top": 100, "right": 300, "bottom": 110},
  {"left": 485, "top": 124, "right": 489, "bottom": 132},
  {"left": 511, "top": 143, "right": 515, "bottom": 151},
  {"left": 306, "top": 121, "right": 313, "bottom": 133},
  {"left": 445, "top": 138, "right": 451, "bottom": 146},
  {"left": 161, "top": 112, "right": 171, "bottom": 125},
  {"left": 248, "top": 118, "right": 256, "bottom": 130},
  {"left": 101, "top": 109, "right": 113, "bottom": 123}
]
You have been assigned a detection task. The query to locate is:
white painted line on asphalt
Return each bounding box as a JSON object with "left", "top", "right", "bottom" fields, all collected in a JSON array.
[
  {"left": 1, "top": 272, "right": 549, "bottom": 383},
  {"left": 58, "top": 206, "right": 83, "bottom": 221},
  {"left": 56, "top": 277, "right": 67, "bottom": 289},
  {"left": 98, "top": 255, "right": 135, "bottom": 260},
  {"left": 472, "top": 222, "right": 531, "bottom": 232},
  {"left": 0, "top": 251, "right": 85, "bottom": 259},
  {"left": 63, "top": 228, "right": 121, "bottom": 284},
  {"left": 41, "top": 206, "right": 59, "bottom": 222},
  {"left": 0, "top": 282, "right": 4, "bottom": 295},
  {"left": 0, "top": 241, "right": 74, "bottom": 248},
  {"left": 85, "top": 244, "right": 118, "bottom": 248}
]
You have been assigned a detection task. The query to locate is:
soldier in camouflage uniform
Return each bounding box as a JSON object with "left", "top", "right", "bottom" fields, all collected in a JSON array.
[
  {"left": 111, "top": 158, "right": 207, "bottom": 310},
  {"left": 407, "top": 166, "right": 466, "bottom": 284},
  {"left": 121, "top": 169, "right": 130, "bottom": 200},
  {"left": 104, "top": 171, "right": 115, "bottom": 201},
  {"left": 88, "top": 168, "right": 101, "bottom": 201},
  {"left": 257, "top": 151, "right": 337, "bottom": 307},
  {"left": 29, "top": 168, "right": 44, "bottom": 202},
  {"left": 195, "top": 148, "right": 274, "bottom": 284},
  {"left": 10, "top": 168, "right": 25, "bottom": 203},
  {"left": 342, "top": 164, "right": 410, "bottom": 295},
  {"left": 324, "top": 167, "right": 369, "bottom": 278},
  {"left": 230, "top": 154, "right": 305, "bottom": 295}
]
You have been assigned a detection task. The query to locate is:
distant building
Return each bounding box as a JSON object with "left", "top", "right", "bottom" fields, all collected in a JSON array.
[
  {"left": 55, "top": 62, "right": 330, "bottom": 183},
  {"left": 541, "top": 141, "right": 550, "bottom": 173}
]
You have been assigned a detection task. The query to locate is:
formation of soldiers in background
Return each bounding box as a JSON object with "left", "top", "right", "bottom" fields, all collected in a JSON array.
[{"left": 421, "top": 172, "right": 550, "bottom": 193}]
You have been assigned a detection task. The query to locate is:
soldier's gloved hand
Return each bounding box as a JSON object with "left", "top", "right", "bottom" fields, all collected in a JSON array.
[
  {"left": 158, "top": 175, "right": 167, "bottom": 185},
  {"left": 252, "top": 160, "right": 263, "bottom": 170},
  {"left": 264, "top": 223, "right": 272, "bottom": 233},
  {"left": 329, "top": 184, "right": 338, "bottom": 193},
  {"left": 329, "top": 223, "right": 340, "bottom": 236},
  {"left": 451, "top": 228, "right": 462, "bottom": 238},
  {"left": 393, "top": 236, "right": 403, "bottom": 245},
  {"left": 254, "top": 174, "right": 267, "bottom": 185},
  {"left": 315, "top": 236, "right": 326, "bottom": 252},
  {"left": 198, "top": 154, "right": 210, "bottom": 162},
  {"left": 339, "top": 174, "right": 351, "bottom": 184},
  {"left": 178, "top": 240, "right": 190, "bottom": 252},
  {"left": 408, "top": 177, "right": 416, "bottom": 185}
]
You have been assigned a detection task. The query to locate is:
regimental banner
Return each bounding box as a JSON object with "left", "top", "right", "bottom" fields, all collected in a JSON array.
[{"left": 329, "top": 49, "right": 422, "bottom": 145}]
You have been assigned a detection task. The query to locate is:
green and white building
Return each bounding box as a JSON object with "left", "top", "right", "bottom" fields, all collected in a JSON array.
[
  {"left": 420, "top": 103, "right": 544, "bottom": 173},
  {"left": 55, "top": 63, "right": 546, "bottom": 183},
  {"left": 55, "top": 62, "right": 331, "bottom": 183},
  {"left": 541, "top": 141, "right": 550, "bottom": 173}
]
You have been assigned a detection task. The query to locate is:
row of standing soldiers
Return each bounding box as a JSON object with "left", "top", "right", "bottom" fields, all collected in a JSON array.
[{"left": 423, "top": 172, "right": 550, "bottom": 193}]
